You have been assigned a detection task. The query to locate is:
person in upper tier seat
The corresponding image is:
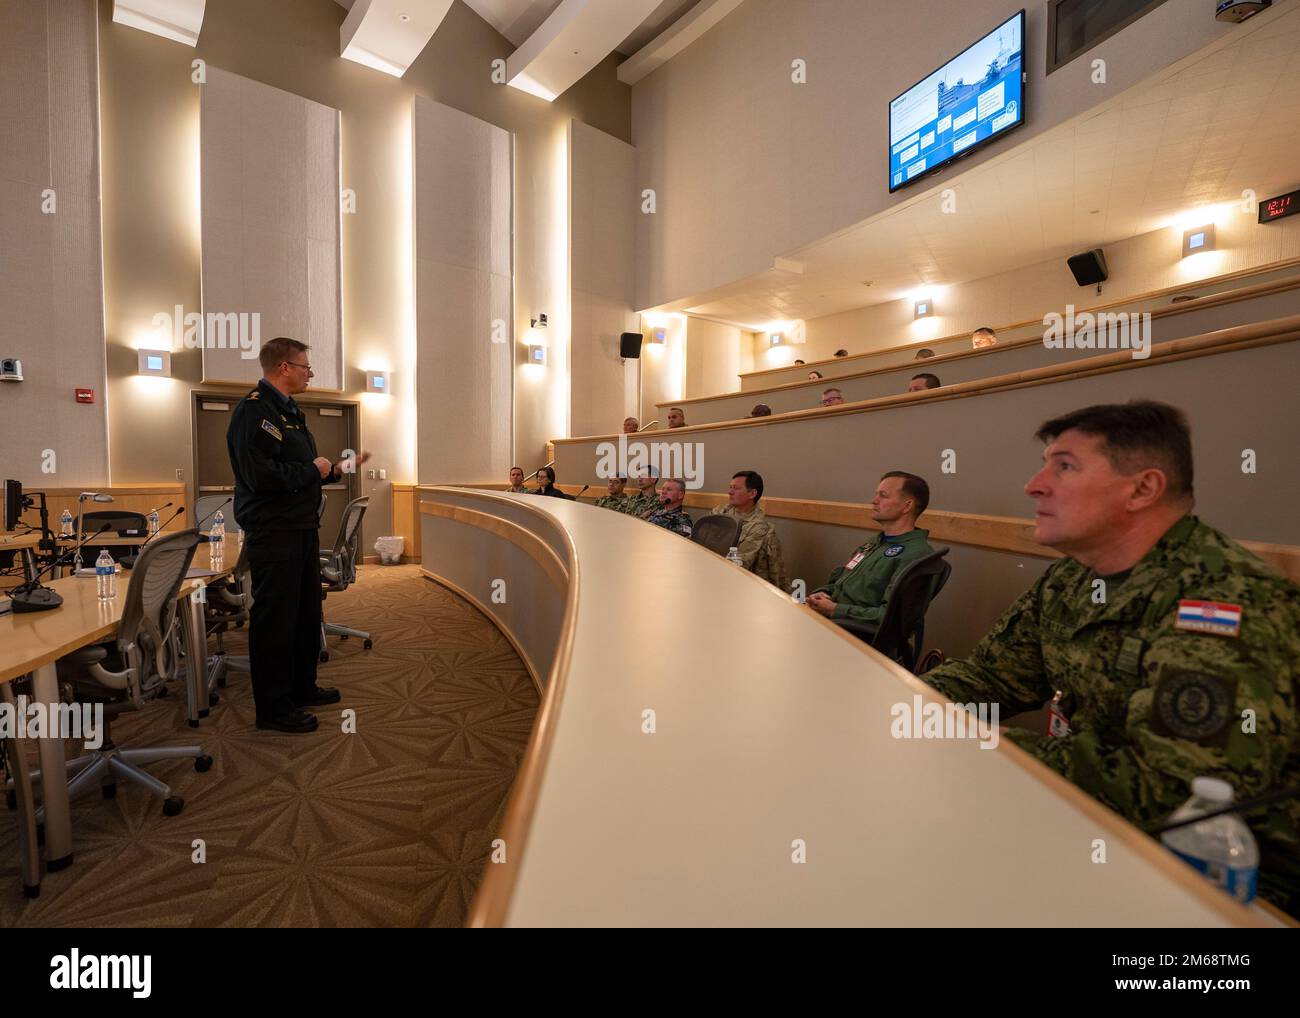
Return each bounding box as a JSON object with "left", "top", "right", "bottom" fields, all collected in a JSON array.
[
  {"left": 622, "top": 469, "right": 660, "bottom": 517},
  {"left": 922, "top": 400, "right": 1300, "bottom": 915},
  {"left": 594, "top": 476, "right": 628, "bottom": 510},
  {"left": 533, "top": 466, "right": 574, "bottom": 500},
  {"left": 807, "top": 471, "right": 934, "bottom": 631},
  {"left": 821, "top": 387, "right": 844, "bottom": 407},
  {"left": 914, "top": 348, "right": 935, "bottom": 360},
  {"left": 709, "top": 471, "right": 786, "bottom": 590},
  {"left": 834, "top": 349, "right": 848, "bottom": 358},
  {"left": 808, "top": 370, "right": 824, "bottom": 380},
  {"left": 507, "top": 466, "right": 528, "bottom": 493},
  {"left": 667, "top": 407, "right": 687, "bottom": 429},
  {"left": 750, "top": 403, "right": 773, "bottom": 417},
  {"left": 622, "top": 416, "right": 639, "bottom": 434},
  {"left": 644, "top": 479, "right": 693, "bottom": 538},
  {"left": 908, "top": 373, "right": 940, "bottom": 392},
  {"left": 972, "top": 327, "right": 998, "bottom": 350}
]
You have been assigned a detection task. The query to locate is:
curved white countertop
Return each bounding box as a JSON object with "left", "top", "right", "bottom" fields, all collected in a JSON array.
[{"left": 417, "top": 488, "right": 1262, "bottom": 927}]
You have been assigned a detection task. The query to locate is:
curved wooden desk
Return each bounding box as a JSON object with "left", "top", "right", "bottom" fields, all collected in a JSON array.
[{"left": 418, "top": 486, "right": 1262, "bottom": 927}]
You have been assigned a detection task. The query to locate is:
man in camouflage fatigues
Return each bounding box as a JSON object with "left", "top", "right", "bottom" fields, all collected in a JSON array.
[
  {"left": 923, "top": 402, "right": 1300, "bottom": 912},
  {"left": 594, "top": 476, "right": 628, "bottom": 511},
  {"left": 808, "top": 471, "right": 934, "bottom": 627},
  {"left": 621, "top": 470, "right": 660, "bottom": 518},
  {"left": 709, "top": 470, "right": 786, "bottom": 590},
  {"left": 644, "top": 479, "right": 693, "bottom": 538}
]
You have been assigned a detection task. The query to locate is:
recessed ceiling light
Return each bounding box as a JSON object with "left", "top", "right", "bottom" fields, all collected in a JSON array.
[{"left": 399, "top": 12, "right": 410, "bottom": 22}]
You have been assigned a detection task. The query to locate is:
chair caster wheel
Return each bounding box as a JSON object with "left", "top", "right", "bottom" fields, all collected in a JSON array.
[
  {"left": 163, "top": 796, "right": 184, "bottom": 817},
  {"left": 340, "top": 634, "right": 349, "bottom": 641},
  {"left": 5, "top": 790, "right": 15, "bottom": 810},
  {"left": 194, "top": 755, "right": 213, "bottom": 773},
  {"left": 102, "top": 783, "right": 117, "bottom": 799},
  {"left": 208, "top": 692, "right": 220, "bottom": 707},
  {"left": 319, "top": 651, "right": 329, "bottom": 663},
  {"left": 363, "top": 639, "right": 373, "bottom": 650}
]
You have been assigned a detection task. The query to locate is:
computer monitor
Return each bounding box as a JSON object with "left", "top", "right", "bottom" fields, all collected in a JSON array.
[{"left": 3, "top": 479, "right": 22, "bottom": 530}]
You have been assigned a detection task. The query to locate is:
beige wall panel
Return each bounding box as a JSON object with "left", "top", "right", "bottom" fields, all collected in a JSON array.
[
  {"left": 557, "top": 339, "right": 1300, "bottom": 545},
  {"left": 200, "top": 67, "right": 341, "bottom": 388},
  {"left": 571, "top": 289, "right": 637, "bottom": 440},
  {"left": 0, "top": 0, "right": 107, "bottom": 487}
]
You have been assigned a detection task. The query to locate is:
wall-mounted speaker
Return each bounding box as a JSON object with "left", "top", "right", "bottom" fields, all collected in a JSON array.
[
  {"left": 1067, "top": 248, "right": 1108, "bottom": 287},
  {"left": 620, "top": 332, "right": 643, "bottom": 359}
]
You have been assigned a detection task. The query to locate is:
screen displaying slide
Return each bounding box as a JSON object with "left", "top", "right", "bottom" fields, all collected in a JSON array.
[{"left": 889, "top": 12, "right": 1024, "bottom": 192}]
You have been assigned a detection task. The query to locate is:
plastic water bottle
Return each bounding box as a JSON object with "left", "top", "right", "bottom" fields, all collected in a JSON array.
[
  {"left": 726, "top": 546, "right": 744, "bottom": 566},
  {"left": 60, "top": 508, "right": 74, "bottom": 537},
  {"left": 209, "top": 520, "right": 224, "bottom": 567},
  {"left": 1160, "top": 777, "right": 1259, "bottom": 904},
  {"left": 213, "top": 510, "right": 225, "bottom": 542},
  {"left": 148, "top": 508, "right": 160, "bottom": 536},
  {"left": 95, "top": 549, "right": 116, "bottom": 601}
]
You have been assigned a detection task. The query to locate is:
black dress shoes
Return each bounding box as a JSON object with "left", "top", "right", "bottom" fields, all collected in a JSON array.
[
  {"left": 255, "top": 709, "right": 320, "bottom": 733},
  {"left": 293, "top": 686, "right": 342, "bottom": 707}
]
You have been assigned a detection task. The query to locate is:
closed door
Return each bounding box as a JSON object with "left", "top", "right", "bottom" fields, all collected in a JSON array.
[{"left": 193, "top": 393, "right": 359, "bottom": 547}]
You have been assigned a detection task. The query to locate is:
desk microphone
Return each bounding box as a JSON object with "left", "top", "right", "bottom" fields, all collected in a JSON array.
[
  {"left": 195, "top": 497, "right": 233, "bottom": 536},
  {"left": 135, "top": 500, "right": 174, "bottom": 534},
  {"left": 119, "top": 506, "right": 186, "bottom": 569},
  {"left": 575, "top": 485, "right": 589, "bottom": 499},
  {"left": 8, "top": 523, "right": 112, "bottom": 613}
]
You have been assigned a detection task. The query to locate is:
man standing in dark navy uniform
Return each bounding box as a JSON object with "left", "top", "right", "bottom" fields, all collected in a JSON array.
[{"left": 227, "top": 337, "right": 369, "bottom": 734}]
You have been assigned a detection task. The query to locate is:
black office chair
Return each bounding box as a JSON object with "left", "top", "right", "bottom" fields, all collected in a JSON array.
[
  {"left": 81, "top": 510, "right": 148, "bottom": 564},
  {"left": 320, "top": 495, "right": 371, "bottom": 661},
  {"left": 203, "top": 537, "right": 252, "bottom": 691},
  {"left": 691, "top": 515, "right": 742, "bottom": 557},
  {"left": 836, "top": 548, "right": 952, "bottom": 672}
]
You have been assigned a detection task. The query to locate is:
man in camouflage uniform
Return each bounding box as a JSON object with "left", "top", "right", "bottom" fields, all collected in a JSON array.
[
  {"left": 644, "top": 479, "right": 693, "bottom": 538},
  {"left": 923, "top": 401, "right": 1300, "bottom": 913},
  {"left": 622, "top": 469, "right": 660, "bottom": 518},
  {"left": 808, "top": 471, "right": 935, "bottom": 628},
  {"left": 594, "top": 476, "right": 628, "bottom": 511},
  {"left": 709, "top": 470, "right": 787, "bottom": 590}
]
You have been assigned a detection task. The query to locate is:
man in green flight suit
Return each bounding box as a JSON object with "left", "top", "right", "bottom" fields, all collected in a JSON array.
[
  {"left": 807, "top": 471, "right": 934, "bottom": 630},
  {"left": 923, "top": 401, "right": 1300, "bottom": 914}
]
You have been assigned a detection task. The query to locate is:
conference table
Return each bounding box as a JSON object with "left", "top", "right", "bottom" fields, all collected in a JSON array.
[
  {"left": 0, "top": 553, "right": 231, "bottom": 895},
  {"left": 418, "top": 486, "right": 1272, "bottom": 927}
]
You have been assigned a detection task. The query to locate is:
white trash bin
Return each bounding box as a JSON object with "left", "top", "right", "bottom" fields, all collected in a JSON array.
[{"left": 374, "top": 535, "right": 405, "bottom": 565}]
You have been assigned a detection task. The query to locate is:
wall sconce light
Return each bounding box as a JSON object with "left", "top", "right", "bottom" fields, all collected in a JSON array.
[
  {"left": 913, "top": 299, "right": 934, "bottom": 320},
  {"left": 527, "top": 343, "right": 547, "bottom": 366},
  {"left": 365, "top": 370, "right": 390, "bottom": 394},
  {"left": 648, "top": 327, "right": 666, "bottom": 345},
  {"left": 1182, "top": 224, "right": 1216, "bottom": 257},
  {"left": 769, "top": 332, "right": 784, "bottom": 346},
  {"left": 137, "top": 349, "right": 172, "bottom": 377}
]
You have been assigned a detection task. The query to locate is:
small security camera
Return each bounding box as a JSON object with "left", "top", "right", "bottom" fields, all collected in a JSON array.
[{"left": 1216, "top": 0, "right": 1270, "bottom": 23}]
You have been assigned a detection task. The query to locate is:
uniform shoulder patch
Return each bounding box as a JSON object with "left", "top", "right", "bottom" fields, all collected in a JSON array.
[
  {"left": 1174, "top": 600, "right": 1242, "bottom": 638},
  {"left": 884, "top": 544, "right": 903, "bottom": 557},
  {"left": 1151, "top": 668, "right": 1237, "bottom": 745},
  {"left": 260, "top": 418, "right": 283, "bottom": 441}
]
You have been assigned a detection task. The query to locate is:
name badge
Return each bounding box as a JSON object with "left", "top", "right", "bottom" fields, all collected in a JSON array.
[
  {"left": 260, "top": 419, "right": 283, "bottom": 441},
  {"left": 844, "top": 552, "right": 866, "bottom": 570}
]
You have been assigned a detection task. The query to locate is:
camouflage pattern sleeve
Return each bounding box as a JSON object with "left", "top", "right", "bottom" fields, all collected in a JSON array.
[
  {"left": 922, "top": 576, "right": 1051, "bottom": 713},
  {"left": 1004, "top": 581, "right": 1300, "bottom": 833}
]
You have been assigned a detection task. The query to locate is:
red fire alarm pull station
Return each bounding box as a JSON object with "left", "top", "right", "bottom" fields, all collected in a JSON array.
[{"left": 75, "top": 388, "right": 95, "bottom": 404}]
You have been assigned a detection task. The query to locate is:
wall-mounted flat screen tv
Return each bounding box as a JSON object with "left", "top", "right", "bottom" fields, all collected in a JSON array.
[{"left": 889, "top": 10, "right": 1026, "bottom": 193}]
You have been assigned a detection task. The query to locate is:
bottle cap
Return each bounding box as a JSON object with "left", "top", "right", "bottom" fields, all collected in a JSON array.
[{"left": 1191, "top": 776, "right": 1233, "bottom": 803}]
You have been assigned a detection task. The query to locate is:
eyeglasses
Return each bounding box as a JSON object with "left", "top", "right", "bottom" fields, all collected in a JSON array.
[{"left": 285, "top": 361, "right": 312, "bottom": 371}]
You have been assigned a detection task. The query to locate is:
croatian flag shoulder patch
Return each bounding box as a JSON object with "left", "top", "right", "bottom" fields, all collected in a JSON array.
[{"left": 1174, "top": 600, "right": 1242, "bottom": 638}]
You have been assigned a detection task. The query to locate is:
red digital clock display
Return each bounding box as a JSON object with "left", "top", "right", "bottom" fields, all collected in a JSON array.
[{"left": 1258, "top": 189, "right": 1299, "bottom": 224}]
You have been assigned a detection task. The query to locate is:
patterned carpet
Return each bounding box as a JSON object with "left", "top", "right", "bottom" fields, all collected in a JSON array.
[{"left": 0, "top": 565, "right": 538, "bottom": 927}]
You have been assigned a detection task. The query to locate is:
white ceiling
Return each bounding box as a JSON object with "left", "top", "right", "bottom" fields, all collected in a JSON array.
[{"left": 653, "top": 0, "right": 1300, "bottom": 327}]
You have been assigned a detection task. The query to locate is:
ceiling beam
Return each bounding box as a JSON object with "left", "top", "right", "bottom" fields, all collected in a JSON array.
[
  {"left": 111, "top": 0, "right": 206, "bottom": 47},
  {"left": 617, "top": 0, "right": 746, "bottom": 85},
  {"left": 506, "top": 0, "right": 663, "bottom": 101},
  {"left": 340, "top": 0, "right": 454, "bottom": 78}
]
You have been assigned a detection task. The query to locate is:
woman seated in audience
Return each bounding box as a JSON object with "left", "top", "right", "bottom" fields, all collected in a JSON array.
[{"left": 534, "top": 466, "right": 574, "bottom": 499}]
